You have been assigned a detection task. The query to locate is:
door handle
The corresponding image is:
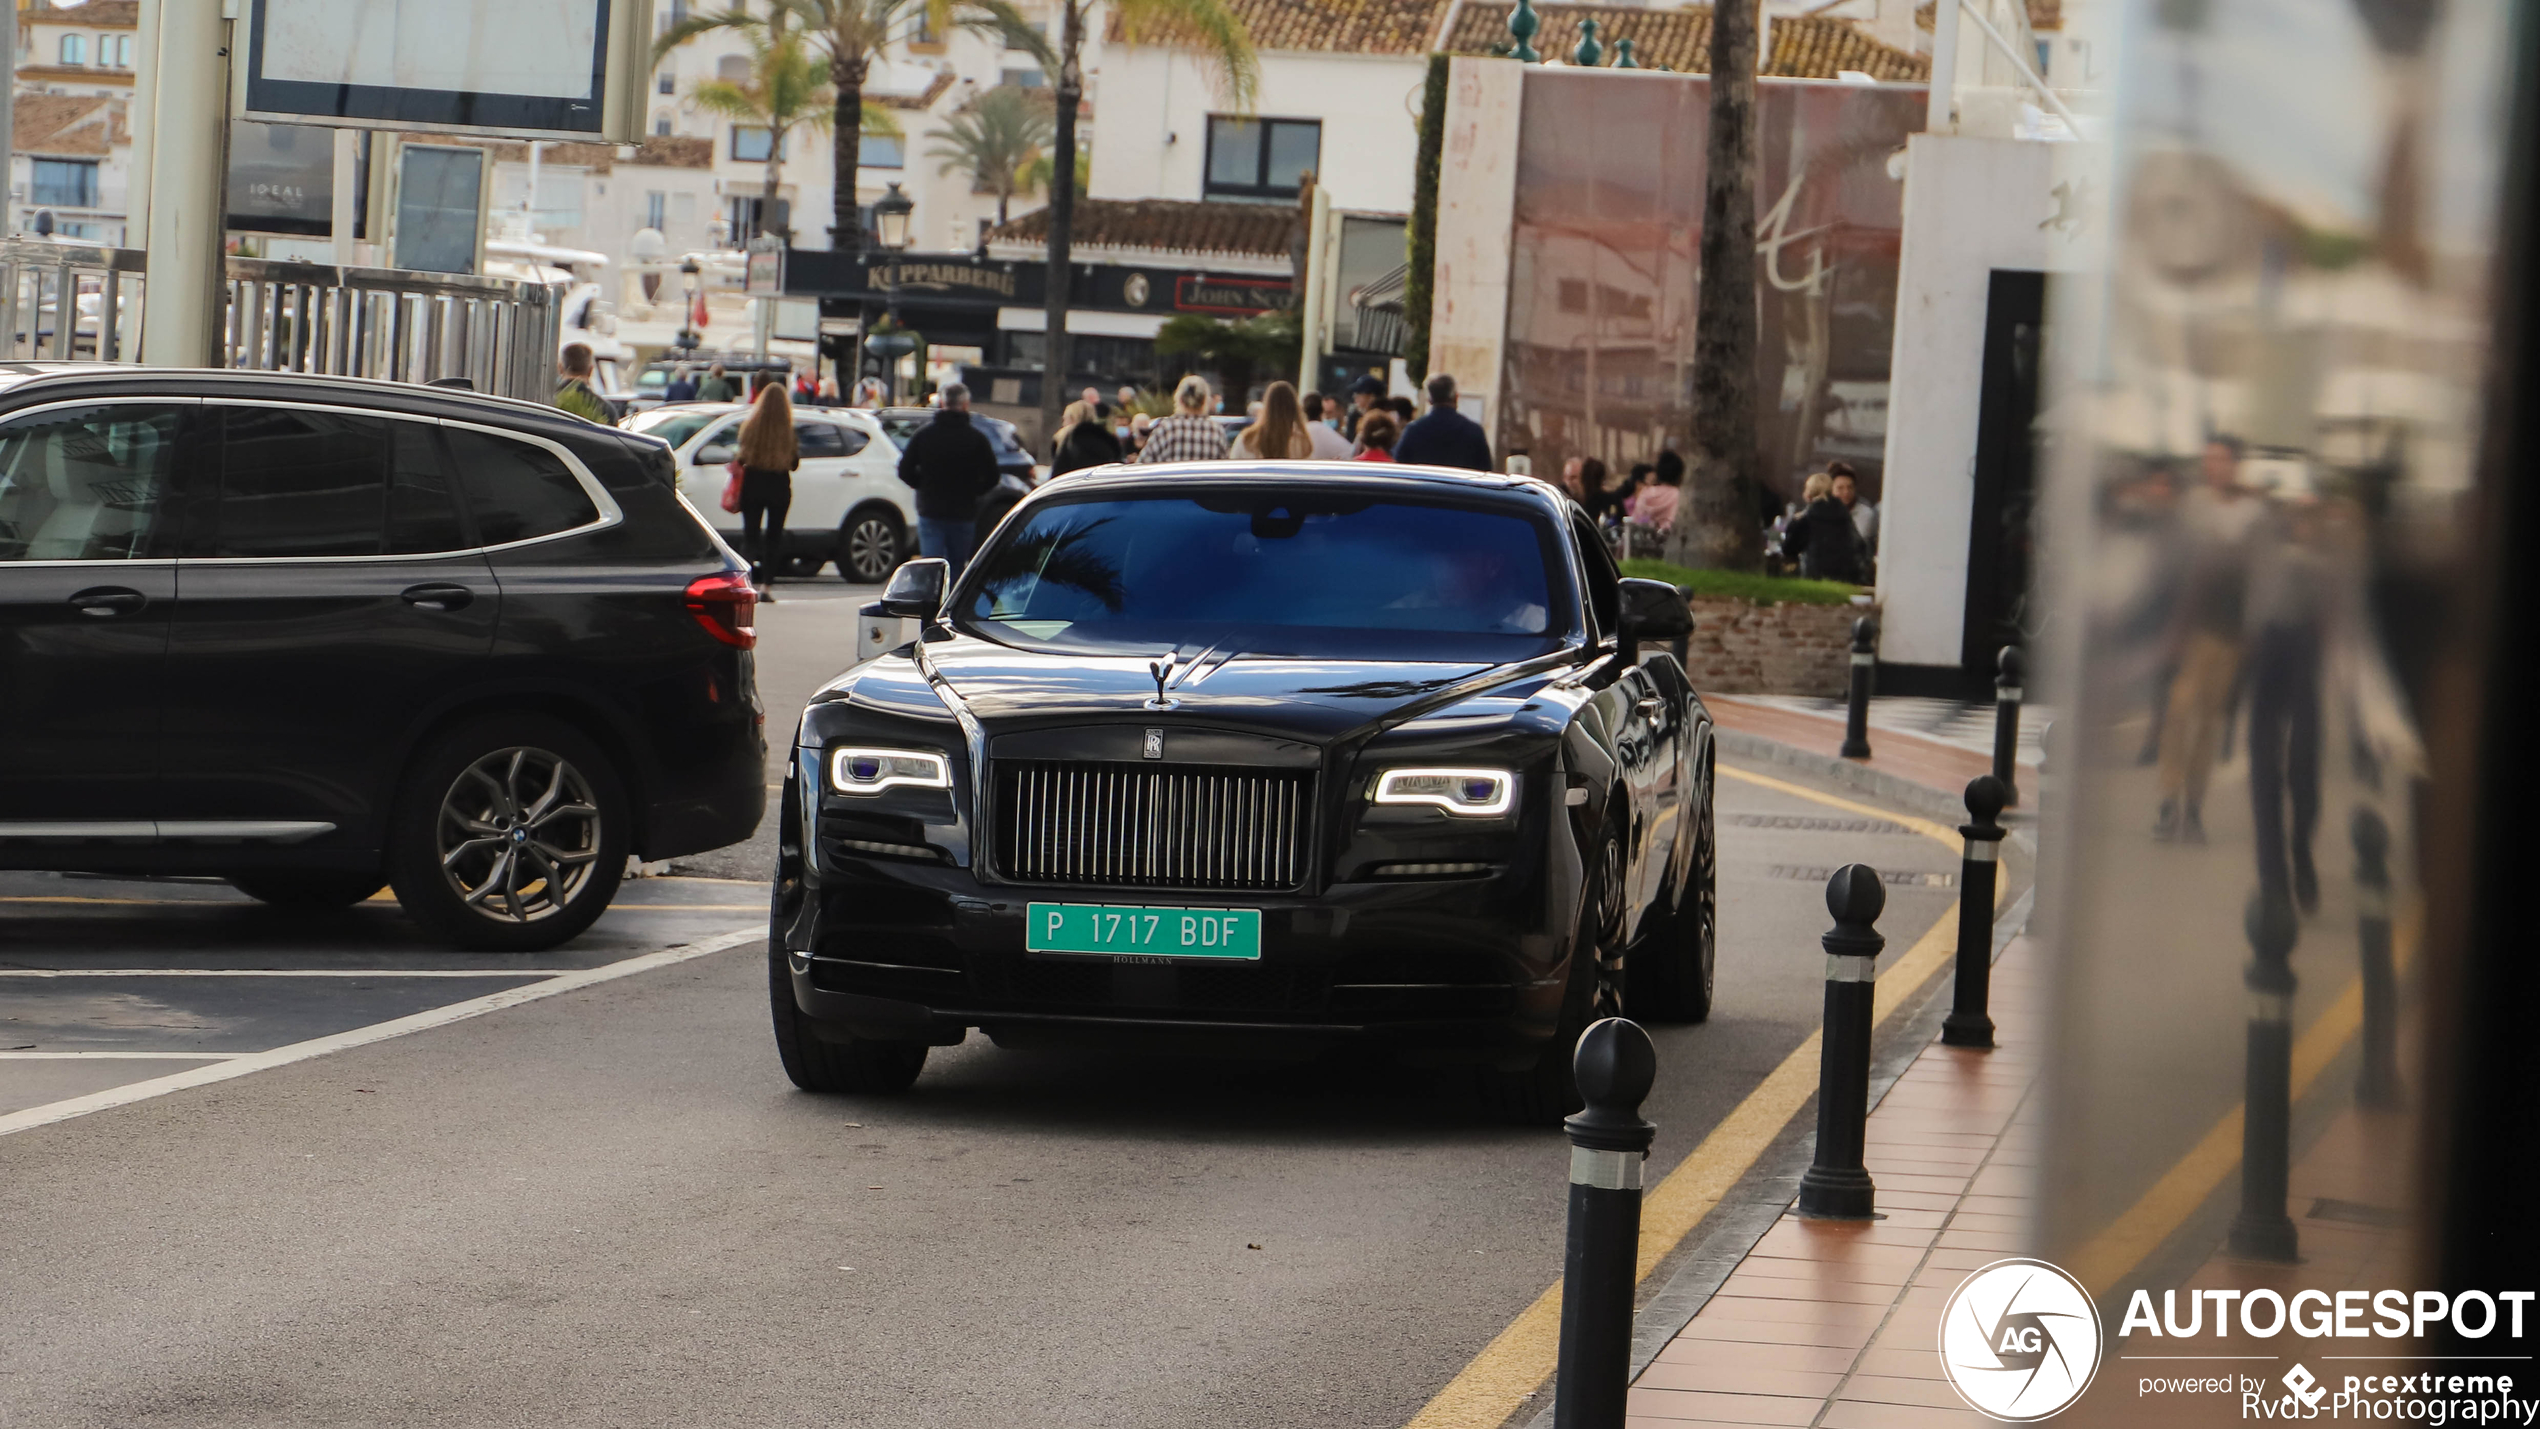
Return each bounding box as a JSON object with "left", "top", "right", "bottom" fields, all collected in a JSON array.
[
  {"left": 400, "top": 583, "right": 476, "bottom": 612},
  {"left": 67, "top": 586, "right": 146, "bottom": 617},
  {"left": 1635, "top": 696, "right": 1664, "bottom": 720}
]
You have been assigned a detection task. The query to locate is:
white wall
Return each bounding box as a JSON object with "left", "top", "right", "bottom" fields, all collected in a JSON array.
[
  {"left": 1089, "top": 46, "right": 1426, "bottom": 213},
  {"left": 1425, "top": 57, "right": 1524, "bottom": 441},
  {"left": 1874, "top": 132, "right": 2088, "bottom": 667}
]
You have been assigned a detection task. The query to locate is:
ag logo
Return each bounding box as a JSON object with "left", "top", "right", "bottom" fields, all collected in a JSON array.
[{"left": 1939, "top": 1258, "right": 2102, "bottom": 1421}]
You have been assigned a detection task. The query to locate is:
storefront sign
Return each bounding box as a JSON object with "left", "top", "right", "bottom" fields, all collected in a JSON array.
[{"left": 1174, "top": 275, "right": 1293, "bottom": 315}]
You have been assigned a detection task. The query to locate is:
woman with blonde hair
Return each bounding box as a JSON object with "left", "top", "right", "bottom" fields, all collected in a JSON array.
[
  {"left": 1230, "top": 380, "right": 1317, "bottom": 460},
  {"left": 734, "top": 382, "right": 800, "bottom": 599},
  {"left": 1135, "top": 374, "right": 1232, "bottom": 464},
  {"left": 1050, "top": 398, "right": 1125, "bottom": 476}
]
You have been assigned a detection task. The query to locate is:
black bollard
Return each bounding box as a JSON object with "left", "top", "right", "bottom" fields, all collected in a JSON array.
[
  {"left": 1841, "top": 618, "right": 1877, "bottom": 760},
  {"left": 1554, "top": 1017, "right": 1658, "bottom": 1429},
  {"left": 2352, "top": 809, "right": 2402, "bottom": 1110},
  {"left": 1992, "top": 646, "right": 2025, "bottom": 804},
  {"left": 2228, "top": 892, "right": 2300, "bottom": 1261},
  {"left": 1943, "top": 776, "right": 2009, "bottom": 1049},
  {"left": 1799, "top": 866, "right": 1885, "bottom": 1219}
]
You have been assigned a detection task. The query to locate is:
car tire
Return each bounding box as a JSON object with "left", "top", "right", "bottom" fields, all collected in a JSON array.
[
  {"left": 384, "top": 713, "right": 629, "bottom": 953},
  {"left": 837, "top": 506, "right": 904, "bottom": 585},
  {"left": 226, "top": 871, "right": 385, "bottom": 908},
  {"left": 1631, "top": 757, "right": 1717, "bottom": 1024},
  {"left": 767, "top": 948, "right": 929, "bottom": 1093},
  {"left": 780, "top": 550, "right": 829, "bottom": 578},
  {"left": 1479, "top": 831, "right": 1622, "bottom": 1125}
]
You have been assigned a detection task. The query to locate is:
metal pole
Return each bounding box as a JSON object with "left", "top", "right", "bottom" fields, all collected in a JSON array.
[
  {"left": 1553, "top": 1017, "right": 1657, "bottom": 1429},
  {"left": 139, "top": 0, "right": 229, "bottom": 367},
  {"left": 1841, "top": 617, "right": 1876, "bottom": 760},
  {"left": 1943, "top": 776, "right": 2008, "bottom": 1048},
  {"left": 2228, "top": 892, "right": 2300, "bottom": 1260},
  {"left": 1798, "top": 865, "right": 1884, "bottom": 1218},
  {"left": 1993, "top": 645, "right": 2025, "bottom": 804},
  {"left": 1926, "top": 0, "right": 1964, "bottom": 132},
  {"left": 2352, "top": 809, "right": 2403, "bottom": 1109},
  {"left": 331, "top": 128, "right": 361, "bottom": 265}
]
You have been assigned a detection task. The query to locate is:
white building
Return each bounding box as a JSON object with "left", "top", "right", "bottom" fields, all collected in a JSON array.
[{"left": 9, "top": 0, "right": 142, "bottom": 242}]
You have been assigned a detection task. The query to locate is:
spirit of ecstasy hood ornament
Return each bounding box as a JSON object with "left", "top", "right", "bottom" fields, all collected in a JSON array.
[{"left": 1146, "top": 652, "right": 1179, "bottom": 710}]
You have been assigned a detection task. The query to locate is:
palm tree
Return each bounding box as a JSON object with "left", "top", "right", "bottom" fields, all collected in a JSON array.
[
  {"left": 1037, "top": 0, "right": 1260, "bottom": 441},
  {"left": 659, "top": 0, "right": 1052, "bottom": 255},
  {"left": 1670, "top": 0, "right": 1765, "bottom": 571},
  {"left": 927, "top": 86, "right": 1054, "bottom": 227},
  {"left": 689, "top": 27, "right": 846, "bottom": 243}
]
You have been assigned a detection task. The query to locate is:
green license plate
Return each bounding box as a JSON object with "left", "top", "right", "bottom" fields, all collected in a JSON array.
[{"left": 1026, "top": 903, "right": 1261, "bottom": 960}]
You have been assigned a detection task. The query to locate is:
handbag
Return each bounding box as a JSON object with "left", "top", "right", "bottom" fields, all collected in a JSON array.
[{"left": 720, "top": 459, "right": 744, "bottom": 514}]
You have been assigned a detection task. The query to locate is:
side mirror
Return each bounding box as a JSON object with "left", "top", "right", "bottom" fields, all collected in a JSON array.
[
  {"left": 694, "top": 443, "right": 734, "bottom": 466},
  {"left": 878, "top": 557, "right": 950, "bottom": 618},
  {"left": 1618, "top": 576, "right": 1694, "bottom": 661}
]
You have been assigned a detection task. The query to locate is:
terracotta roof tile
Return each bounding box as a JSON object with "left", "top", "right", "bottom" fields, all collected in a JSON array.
[
  {"left": 986, "top": 197, "right": 1297, "bottom": 260},
  {"left": 876, "top": 70, "right": 960, "bottom": 110},
  {"left": 26, "top": 0, "right": 138, "bottom": 24},
  {"left": 1445, "top": 3, "right": 1928, "bottom": 81},
  {"left": 1109, "top": 0, "right": 1451, "bottom": 56},
  {"left": 13, "top": 93, "right": 120, "bottom": 157},
  {"left": 1919, "top": 0, "right": 2059, "bottom": 29}
]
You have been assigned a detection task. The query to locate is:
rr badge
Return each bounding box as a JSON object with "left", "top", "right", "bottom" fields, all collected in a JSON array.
[{"left": 1143, "top": 728, "right": 1164, "bottom": 760}]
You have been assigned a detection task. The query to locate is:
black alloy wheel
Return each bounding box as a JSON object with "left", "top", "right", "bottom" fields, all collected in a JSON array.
[
  {"left": 1479, "top": 831, "right": 1623, "bottom": 1124},
  {"left": 838, "top": 508, "right": 904, "bottom": 585},
  {"left": 1632, "top": 756, "right": 1718, "bottom": 1023},
  {"left": 226, "top": 871, "right": 386, "bottom": 908},
  {"left": 386, "top": 714, "right": 628, "bottom": 952}
]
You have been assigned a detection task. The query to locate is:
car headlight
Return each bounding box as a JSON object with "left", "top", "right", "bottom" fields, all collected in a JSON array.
[
  {"left": 828, "top": 747, "right": 953, "bottom": 795},
  {"left": 1373, "top": 767, "right": 1515, "bottom": 817}
]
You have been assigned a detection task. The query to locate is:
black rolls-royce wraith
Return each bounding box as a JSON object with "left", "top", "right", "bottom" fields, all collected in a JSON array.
[{"left": 768, "top": 463, "right": 1716, "bottom": 1119}]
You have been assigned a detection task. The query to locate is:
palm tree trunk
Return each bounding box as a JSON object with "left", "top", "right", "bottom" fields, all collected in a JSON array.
[
  {"left": 832, "top": 51, "right": 866, "bottom": 254},
  {"left": 1672, "top": 0, "right": 1764, "bottom": 571},
  {"left": 1037, "top": 0, "right": 1085, "bottom": 446},
  {"left": 766, "top": 134, "right": 786, "bottom": 242}
]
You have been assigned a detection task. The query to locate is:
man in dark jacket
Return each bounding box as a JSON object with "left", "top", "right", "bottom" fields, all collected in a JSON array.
[
  {"left": 1393, "top": 373, "right": 1494, "bottom": 472},
  {"left": 1783, "top": 489, "right": 1867, "bottom": 584},
  {"left": 895, "top": 383, "right": 1002, "bottom": 576}
]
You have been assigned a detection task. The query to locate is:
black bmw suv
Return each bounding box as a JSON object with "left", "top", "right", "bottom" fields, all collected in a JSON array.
[{"left": 0, "top": 364, "right": 766, "bottom": 950}]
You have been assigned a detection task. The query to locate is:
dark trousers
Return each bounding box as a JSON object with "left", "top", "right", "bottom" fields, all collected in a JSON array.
[
  {"left": 2246, "top": 620, "right": 2322, "bottom": 910},
  {"left": 738, "top": 469, "right": 792, "bottom": 584}
]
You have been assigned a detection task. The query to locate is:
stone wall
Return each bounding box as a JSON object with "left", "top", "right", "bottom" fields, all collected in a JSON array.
[{"left": 1677, "top": 597, "right": 1867, "bottom": 697}]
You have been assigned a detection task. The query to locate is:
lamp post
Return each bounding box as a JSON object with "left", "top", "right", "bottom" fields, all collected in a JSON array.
[
  {"left": 869, "top": 182, "right": 916, "bottom": 404},
  {"left": 676, "top": 256, "right": 702, "bottom": 354}
]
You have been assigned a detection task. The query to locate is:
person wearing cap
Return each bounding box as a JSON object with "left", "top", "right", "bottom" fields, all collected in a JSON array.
[{"left": 1344, "top": 374, "right": 1386, "bottom": 441}]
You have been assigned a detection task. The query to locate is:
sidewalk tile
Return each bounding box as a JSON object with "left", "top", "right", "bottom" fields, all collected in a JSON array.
[
  {"left": 1821, "top": 1397, "right": 1986, "bottom": 1427},
  {"left": 1636, "top": 1360, "right": 1846, "bottom": 1398},
  {"left": 1627, "top": 1387, "right": 1823, "bottom": 1425},
  {"left": 1840, "top": 1375, "right": 1973, "bottom": 1410}
]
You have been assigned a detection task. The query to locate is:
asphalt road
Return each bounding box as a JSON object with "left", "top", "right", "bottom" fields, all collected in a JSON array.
[{"left": 0, "top": 580, "right": 1993, "bottom": 1429}]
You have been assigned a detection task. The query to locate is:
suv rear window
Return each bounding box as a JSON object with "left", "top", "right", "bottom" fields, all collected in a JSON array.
[{"left": 447, "top": 427, "right": 600, "bottom": 546}]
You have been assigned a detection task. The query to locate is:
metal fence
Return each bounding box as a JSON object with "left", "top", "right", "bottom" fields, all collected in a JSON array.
[{"left": 0, "top": 240, "right": 562, "bottom": 402}]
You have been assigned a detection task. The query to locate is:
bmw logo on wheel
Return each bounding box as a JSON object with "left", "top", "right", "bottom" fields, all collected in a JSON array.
[{"left": 1938, "top": 1258, "right": 2103, "bottom": 1421}]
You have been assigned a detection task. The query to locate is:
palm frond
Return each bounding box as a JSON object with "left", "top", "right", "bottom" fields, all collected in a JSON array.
[
  {"left": 652, "top": 6, "right": 757, "bottom": 63},
  {"left": 1110, "top": 0, "right": 1260, "bottom": 112}
]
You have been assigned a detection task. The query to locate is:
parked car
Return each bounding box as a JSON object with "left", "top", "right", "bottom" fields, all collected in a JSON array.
[
  {"left": 872, "top": 406, "right": 1037, "bottom": 484},
  {"left": 767, "top": 461, "right": 1715, "bottom": 1120},
  {"left": 627, "top": 402, "right": 913, "bottom": 584},
  {"left": 0, "top": 364, "right": 766, "bottom": 951},
  {"left": 626, "top": 355, "right": 794, "bottom": 413}
]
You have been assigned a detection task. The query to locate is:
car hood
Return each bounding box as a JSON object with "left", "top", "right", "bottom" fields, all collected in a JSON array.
[{"left": 912, "top": 633, "right": 1546, "bottom": 743}]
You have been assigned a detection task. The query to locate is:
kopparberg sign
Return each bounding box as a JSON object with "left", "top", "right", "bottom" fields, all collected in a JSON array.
[{"left": 2114, "top": 1287, "right": 2538, "bottom": 1422}]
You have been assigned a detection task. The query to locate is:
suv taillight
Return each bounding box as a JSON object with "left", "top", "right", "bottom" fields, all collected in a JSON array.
[{"left": 684, "top": 571, "right": 757, "bottom": 649}]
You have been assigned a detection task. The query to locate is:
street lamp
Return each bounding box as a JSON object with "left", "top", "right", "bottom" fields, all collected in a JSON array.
[
  {"left": 676, "top": 256, "right": 702, "bottom": 354},
  {"left": 869, "top": 183, "right": 917, "bottom": 402}
]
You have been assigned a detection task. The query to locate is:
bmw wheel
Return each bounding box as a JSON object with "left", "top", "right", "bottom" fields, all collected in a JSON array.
[
  {"left": 386, "top": 714, "right": 628, "bottom": 952},
  {"left": 839, "top": 507, "right": 904, "bottom": 585}
]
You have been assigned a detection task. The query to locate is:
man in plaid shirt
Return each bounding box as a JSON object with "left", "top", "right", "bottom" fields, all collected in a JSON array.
[{"left": 1134, "top": 375, "right": 1232, "bottom": 464}]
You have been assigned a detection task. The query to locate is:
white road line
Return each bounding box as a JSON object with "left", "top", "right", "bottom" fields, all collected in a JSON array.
[
  {"left": 0, "top": 927, "right": 764, "bottom": 1139},
  {"left": 0, "top": 969, "right": 564, "bottom": 979},
  {"left": 0, "top": 1051, "right": 248, "bottom": 1060}
]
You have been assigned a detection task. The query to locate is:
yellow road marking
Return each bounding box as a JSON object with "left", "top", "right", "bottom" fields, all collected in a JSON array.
[{"left": 1404, "top": 762, "right": 1992, "bottom": 1429}]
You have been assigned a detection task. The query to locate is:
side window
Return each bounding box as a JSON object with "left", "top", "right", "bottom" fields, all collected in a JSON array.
[
  {"left": 695, "top": 420, "right": 740, "bottom": 464},
  {"left": 386, "top": 420, "right": 469, "bottom": 554},
  {"left": 211, "top": 406, "right": 390, "bottom": 558},
  {"left": 446, "top": 427, "right": 600, "bottom": 546},
  {"left": 0, "top": 403, "right": 184, "bottom": 561},
  {"left": 1570, "top": 515, "right": 1621, "bottom": 640},
  {"left": 796, "top": 421, "right": 868, "bottom": 459}
]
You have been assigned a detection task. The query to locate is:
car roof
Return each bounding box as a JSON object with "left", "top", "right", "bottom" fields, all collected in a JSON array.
[
  {"left": 0, "top": 362, "right": 610, "bottom": 436},
  {"left": 1029, "top": 459, "right": 1558, "bottom": 506}
]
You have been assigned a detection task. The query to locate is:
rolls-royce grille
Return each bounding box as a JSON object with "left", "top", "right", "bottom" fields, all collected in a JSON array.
[{"left": 997, "top": 761, "right": 1311, "bottom": 890}]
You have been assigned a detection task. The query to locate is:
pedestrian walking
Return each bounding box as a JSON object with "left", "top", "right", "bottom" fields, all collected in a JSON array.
[
  {"left": 696, "top": 362, "right": 737, "bottom": 403},
  {"left": 1352, "top": 410, "right": 1400, "bottom": 462},
  {"left": 1298, "top": 391, "right": 1357, "bottom": 459},
  {"left": 1783, "top": 473, "right": 1868, "bottom": 583},
  {"left": 733, "top": 383, "right": 800, "bottom": 600},
  {"left": 663, "top": 363, "right": 698, "bottom": 403},
  {"left": 895, "top": 381, "right": 1002, "bottom": 576},
  {"left": 2243, "top": 492, "right": 2327, "bottom": 915},
  {"left": 1231, "top": 382, "right": 1319, "bottom": 460},
  {"left": 2154, "top": 437, "right": 2261, "bottom": 843},
  {"left": 1394, "top": 373, "right": 1494, "bottom": 471},
  {"left": 1135, "top": 375, "right": 1233, "bottom": 464},
  {"left": 553, "top": 343, "right": 610, "bottom": 423},
  {"left": 1344, "top": 374, "right": 1385, "bottom": 440},
  {"left": 1832, "top": 461, "right": 1878, "bottom": 577},
  {"left": 1049, "top": 399, "right": 1125, "bottom": 476},
  {"left": 852, "top": 375, "right": 886, "bottom": 407}
]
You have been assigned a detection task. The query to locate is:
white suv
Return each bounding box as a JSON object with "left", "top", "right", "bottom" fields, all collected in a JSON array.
[{"left": 628, "top": 403, "right": 913, "bottom": 584}]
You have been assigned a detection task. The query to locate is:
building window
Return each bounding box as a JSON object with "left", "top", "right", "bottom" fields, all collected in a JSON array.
[
  {"left": 1000, "top": 67, "right": 1047, "bottom": 89},
  {"left": 1203, "top": 116, "right": 1321, "bottom": 201},
  {"left": 107, "top": 35, "right": 130, "bottom": 68},
  {"left": 657, "top": 71, "right": 675, "bottom": 94},
  {"left": 858, "top": 133, "right": 905, "bottom": 169},
  {"left": 31, "top": 158, "right": 99, "bottom": 208},
  {"left": 59, "top": 33, "right": 86, "bottom": 65},
  {"left": 646, "top": 191, "right": 667, "bottom": 230},
  {"left": 728, "top": 195, "right": 785, "bottom": 243},
  {"left": 716, "top": 55, "right": 749, "bottom": 82},
  {"left": 732, "top": 126, "right": 786, "bottom": 162},
  {"left": 906, "top": 11, "right": 942, "bottom": 49},
  {"left": 654, "top": 113, "right": 673, "bottom": 136}
]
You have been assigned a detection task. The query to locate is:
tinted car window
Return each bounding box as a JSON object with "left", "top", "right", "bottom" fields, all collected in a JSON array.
[
  {"left": 447, "top": 427, "right": 600, "bottom": 545},
  {"left": 625, "top": 408, "right": 723, "bottom": 449},
  {"left": 211, "top": 406, "right": 391, "bottom": 558},
  {"left": 963, "top": 494, "right": 1564, "bottom": 660},
  {"left": 0, "top": 402, "right": 183, "bottom": 561},
  {"left": 387, "top": 419, "right": 469, "bottom": 554},
  {"left": 795, "top": 421, "right": 868, "bottom": 458}
]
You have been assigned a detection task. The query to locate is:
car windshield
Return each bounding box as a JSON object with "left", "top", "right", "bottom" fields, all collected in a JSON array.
[
  {"left": 625, "top": 408, "right": 725, "bottom": 448},
  {"left": 956, "top": 492, "right": 1568, "bottom": 660},
  {"left": 636, "top": 368, "right": 668, "bottom": 392}
]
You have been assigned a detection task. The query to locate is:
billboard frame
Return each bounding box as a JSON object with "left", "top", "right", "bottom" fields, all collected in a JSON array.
[{"left": 237, "top": 0, "right": 649, "bottom": 144}]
